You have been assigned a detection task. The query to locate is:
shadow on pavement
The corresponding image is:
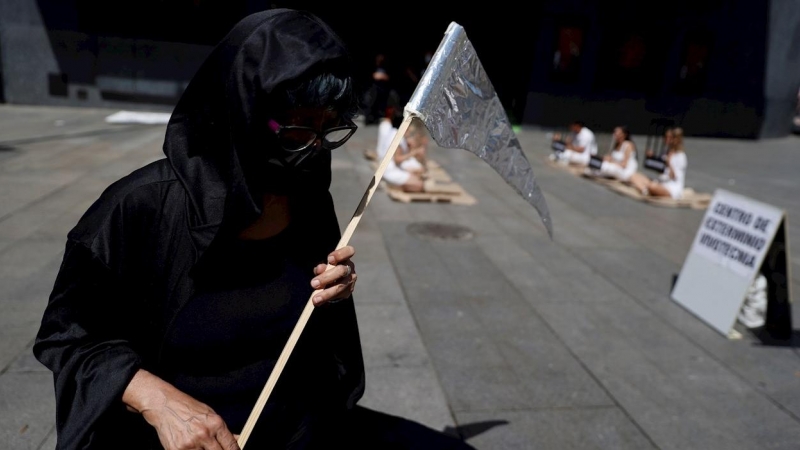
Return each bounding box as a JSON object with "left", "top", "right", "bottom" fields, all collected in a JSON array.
[
  {"left": 443, "top": 419, "right": 510, "bottom": 441},
  {"left": 751, "top": 328, "right": 800, "bottom": 349}
]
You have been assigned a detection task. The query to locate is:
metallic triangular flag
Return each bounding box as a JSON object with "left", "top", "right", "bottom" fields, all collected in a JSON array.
[{"left": 406, "top": 22, "right": 553, "bottom": 237}]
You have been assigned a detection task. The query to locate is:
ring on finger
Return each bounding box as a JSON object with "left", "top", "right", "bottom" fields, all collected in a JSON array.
[{"left": 343, "top": 264, "right": 352, "bottom": 278}]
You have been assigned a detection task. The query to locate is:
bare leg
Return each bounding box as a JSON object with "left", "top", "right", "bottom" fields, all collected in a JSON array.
[
  {"left": 628, "top": 172, "right": 651, "bottom": 193},
  {"left": 402, "top": 174, "right": 425, "bottom": 192},
  {"left": 646, "top": 181, "right": 672, "bottom": 197}
]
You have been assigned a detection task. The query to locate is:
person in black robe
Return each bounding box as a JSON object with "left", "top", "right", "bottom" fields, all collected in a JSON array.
[{"left": 33, "top": 8, "right": 475, "bottom": 450}]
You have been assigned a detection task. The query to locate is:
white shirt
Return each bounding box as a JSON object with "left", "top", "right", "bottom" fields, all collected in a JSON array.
[
  {"left": 610, "top": 141, "right": 636, "bottom": 167},
  {"left": 573, "top": 127, "right": 598, "bottom": 156},
  {"left": 376, "top": 120, "right": 407, "bottom": 159},
  {"left": 660, "top": 151, "right": 687, "bottom": 188},
  {"left": 657, "top": 150, "right": 688, "bottom": 199}
]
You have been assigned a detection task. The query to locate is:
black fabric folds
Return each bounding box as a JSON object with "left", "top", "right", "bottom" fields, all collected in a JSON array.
[{"left": 33, "top": 9, "right": 365, "bottom": 449}]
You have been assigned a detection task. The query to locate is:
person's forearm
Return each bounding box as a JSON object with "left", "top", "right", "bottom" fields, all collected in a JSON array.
[
  {"left": 122, "top": 369, "right": 173, "bottom": 413},
  {"left": 121, "top": 368, "right": 240, "bottom": 448},
  {"left": 395, "top": 152, "right": 413, "bottom": 164}
]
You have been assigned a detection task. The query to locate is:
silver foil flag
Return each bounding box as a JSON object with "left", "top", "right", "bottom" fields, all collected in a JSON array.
[{"left": 406, "top": 22, "right": 553, "bottom": 237}]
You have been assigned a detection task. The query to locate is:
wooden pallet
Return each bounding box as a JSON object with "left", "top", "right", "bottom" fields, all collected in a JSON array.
[
  {"left": 368, "top": 159, "right": 453, "bottom": 186},
  {"left": 424, "top": 165, "right": 453, "bottom": 183},
  {"left": 546, "top": 156, "right": 712, "bottom": 210},
  {"left": 605, "top": 181, "right": 712, "bottom": 210},
  {"left": 387, "top": 185, "right": 477, "bottom": 205},
  {"left": 545, "top": 157, "right": 587, "bottom": 176},
  {"left": 580, "top": 171, "right": 619, "bottom": 186},
  {"left": 423, "top": 178, "right": 463, "bottom": 195},
  {"left": 367, "top": 157, "right": 476, "bottom": 205}
]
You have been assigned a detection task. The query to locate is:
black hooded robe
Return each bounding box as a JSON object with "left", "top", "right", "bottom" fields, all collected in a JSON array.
[{"left": 33, "top": 9, "right": 365, "bottom": 449}]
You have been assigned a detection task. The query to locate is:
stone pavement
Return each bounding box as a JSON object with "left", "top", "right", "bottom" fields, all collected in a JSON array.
[{"left": 1, "top": 104, "right": 799, "bottom": 449}]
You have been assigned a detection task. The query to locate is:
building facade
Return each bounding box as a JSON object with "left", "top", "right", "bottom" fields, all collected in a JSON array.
[
  {"left": 1, "top": 0, "right": 798, "bottom": 138},
  {"left": 522, "top": 0, "right": 800, "bottom": 138}
]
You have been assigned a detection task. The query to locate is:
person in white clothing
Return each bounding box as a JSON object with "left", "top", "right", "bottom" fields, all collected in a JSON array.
[
  {"left": 551, "top": 120, "right": 598, "bottom": 166},
  {"left": 397, "top": 119, "right": 428, "bottom": 173},
  {"left": 376, "top": 107, "right": 425, "bottom": 192},
  {"left": 629, "top": 127, "right": 688, "bottom": 199},
  {"left": 599, "top": 125, "right": 638, "bottom": 181},
  {"left": 738, "top": 273, "right": 767, "bottom": 328},
  {"left": 376, "top": 107, "right": 402, "bottom": 161}
]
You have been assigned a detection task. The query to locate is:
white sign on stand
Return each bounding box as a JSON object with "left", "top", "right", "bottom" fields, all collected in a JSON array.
[{"left": 671, "top": 189, "right": 791, "bottom": 338}]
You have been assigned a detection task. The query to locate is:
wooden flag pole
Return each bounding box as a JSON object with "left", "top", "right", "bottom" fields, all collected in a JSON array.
[{"left": 237, "top": 115, "right": 414, "bottom": 448}]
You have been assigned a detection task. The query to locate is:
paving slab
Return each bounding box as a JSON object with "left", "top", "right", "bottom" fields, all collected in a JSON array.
[
  {"left": 1, "top": 104, "right": 800, "bottom": 449},
  {"left": 455, "top": 408, "right": 657, "bottom": 450}
]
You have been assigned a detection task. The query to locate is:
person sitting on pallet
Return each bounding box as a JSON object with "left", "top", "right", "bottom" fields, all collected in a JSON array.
[
  {"left": 376, "top": 106, "right": 427, "bottom": 192},
  {"left": 596, "top": 125, "right": 638, "bottom": 181},
  {"left": 549, "top": 120, "right": 598, "bottom": 166},
  {"left": 629, "top": 127, "right": 688, "bottom": 200}
]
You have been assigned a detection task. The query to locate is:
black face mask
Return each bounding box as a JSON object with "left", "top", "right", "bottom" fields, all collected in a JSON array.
[
  {"left": 242, "top": 107, "right": 350, "bottom": 197},
  {"left": 270, "top": 144, "right": 324, "bottom": 169},
  {"left": 245, "top": 141, "right": 328, "bottom": 197}
]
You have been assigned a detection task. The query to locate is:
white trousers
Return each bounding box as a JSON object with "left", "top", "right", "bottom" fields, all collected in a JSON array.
[
  {"left": 600, "top": 161, "right": 638, "bottom": 181},
  {"left": 559, "top": 149, "right": 590, "bottom": 166}
]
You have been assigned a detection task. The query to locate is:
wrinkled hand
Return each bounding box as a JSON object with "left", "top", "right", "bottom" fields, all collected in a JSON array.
[
  {"left": 140, "top": 385, "right": 239, "bottom": 450},
  {"left": 311, "top": 246, "right": 357, "bottom": 306}
]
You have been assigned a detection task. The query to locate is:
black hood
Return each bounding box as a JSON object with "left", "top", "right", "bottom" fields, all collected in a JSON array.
[{"left": 163, "top": 9, "right": 352, "bottom": 234}]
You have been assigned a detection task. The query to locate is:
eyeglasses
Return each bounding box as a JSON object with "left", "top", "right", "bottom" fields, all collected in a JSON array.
[{"left": 268, "top": 118, "right": 358, "bottom": 152}]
